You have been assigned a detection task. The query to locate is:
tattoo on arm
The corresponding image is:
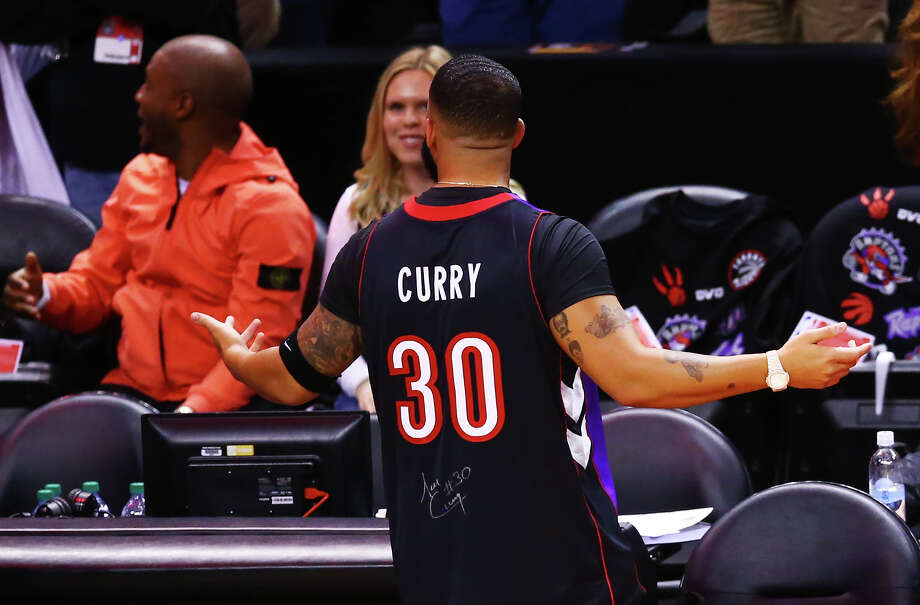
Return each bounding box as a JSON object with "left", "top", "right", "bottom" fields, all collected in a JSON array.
[
  {"left": 297, "top": 304, "right": 363, "bottom": 376},
  {"left": 585, "top": 304, "right": 630, "bottom": 338},
  {"left": 568, "top": 341, "right": 584, "bottom": 364},
  {"left": 551, "top": 310, "right": 584, "bottom": 364},
  {"left": 663, "top": 350, "right": 710, "bottom": 383},
  {"left": 551, "top": 312, "right": 572, "bottom": 338}
]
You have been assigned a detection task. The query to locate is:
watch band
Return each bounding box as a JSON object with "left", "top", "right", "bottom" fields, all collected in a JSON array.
[{"left": 766, "top": 350, "right": 783, "bottom": 374}]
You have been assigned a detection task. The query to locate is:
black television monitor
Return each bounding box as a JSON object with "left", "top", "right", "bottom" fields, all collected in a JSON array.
[{"left": 141, "top": 411, "right": 372, "bottom": 517}]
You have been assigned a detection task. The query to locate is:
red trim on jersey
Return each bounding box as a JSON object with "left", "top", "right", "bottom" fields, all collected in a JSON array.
[
  {"left": 527, "top": 212, "right": 551, "bottom": 324},
  {"left": 357, "top": 221, "right": 380, "bottom": 319},
  {"left": 585, "top": 422, "right": 646, "bottom": 595},
  {"left": 404, "top": 192, "right": 515, "bottom": 221},
  {"left": 584, "top": 494, "right": 617, "bottom": 605}
]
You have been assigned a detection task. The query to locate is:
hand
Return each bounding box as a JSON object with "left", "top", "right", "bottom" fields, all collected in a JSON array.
[
  {"left": 355, "top": 379, "right": 376, "bottom": 413},
  {"left": 778, "top": 322, "right": 872, "bottom": 389},
  {"left": 2, "top": 252, "right": 44, "bottom": 319},
  {"left": 174, "top": 404, "right": 195, "bottom": 413},
  {"left": 190, "top": 313, "right": 266, "bottom": 377}
]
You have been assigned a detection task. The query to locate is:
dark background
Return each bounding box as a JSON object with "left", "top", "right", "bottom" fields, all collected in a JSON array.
[{"left": 242, "top": 43, "right": 920, "bottom": 233}]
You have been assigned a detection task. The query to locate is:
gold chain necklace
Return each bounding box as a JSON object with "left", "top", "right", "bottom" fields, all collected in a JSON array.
[{"left": 436, "top": 180, "right": 505, "bottom": 187}]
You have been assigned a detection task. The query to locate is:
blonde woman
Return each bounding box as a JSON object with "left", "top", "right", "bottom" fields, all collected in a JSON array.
[{"left": 321, "top": 46, "right": 451, "bottom": 413}]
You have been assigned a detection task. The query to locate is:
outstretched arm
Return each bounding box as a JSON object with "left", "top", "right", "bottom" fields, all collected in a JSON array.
[
  {"left": 192, "top": 303, "right": 363, "bottom": 406},
  {"left": 551, "top": 295, "right": 870, "bottom": 408}
]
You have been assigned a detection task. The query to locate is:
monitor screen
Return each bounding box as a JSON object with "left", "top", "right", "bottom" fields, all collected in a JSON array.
[{"left": 141, "top": 411, "right": 372, "bottom": 517}]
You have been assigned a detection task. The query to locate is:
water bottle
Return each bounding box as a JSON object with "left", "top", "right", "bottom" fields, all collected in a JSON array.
[
  {"left": 81, "top": 481, "right": 113, "bottom": 517},
  {"left": 121, "top": 482, "right": 146, "bottom": 517},
  {"left": 43, "top": 483, "right": 63, "bottom": 498},
  {"left": 869, "top": 430, "right": 906, "bottom": 521},
  {"left": 32, "top": 489, "right": 54, "bottom": 516}
]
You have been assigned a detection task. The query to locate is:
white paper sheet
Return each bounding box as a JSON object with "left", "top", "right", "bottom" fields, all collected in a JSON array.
[{"left": 618, "top": 506, "right": 713, "bottom": 537}]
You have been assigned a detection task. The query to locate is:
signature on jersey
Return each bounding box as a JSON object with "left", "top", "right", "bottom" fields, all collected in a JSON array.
[{"left": 420, "top": 466, "right": 471, "bottom": 519}]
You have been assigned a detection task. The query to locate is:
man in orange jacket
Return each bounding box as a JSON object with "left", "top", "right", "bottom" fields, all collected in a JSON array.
[{"left": 2, "top": 35, "right": 315, "bottom": 413}]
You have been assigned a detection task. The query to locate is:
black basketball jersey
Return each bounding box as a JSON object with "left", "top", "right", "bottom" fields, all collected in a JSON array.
[
  {"left": 794, "top": 186, "right": 920, "bottom": 359},
  {"left": 322, "top": 187, "right": 650, "bottom": 605}
]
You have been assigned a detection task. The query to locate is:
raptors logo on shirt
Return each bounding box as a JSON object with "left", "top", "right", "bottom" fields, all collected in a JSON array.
[
  {"left": 840, "top": 292, "right": 874, "bottom": 326},
  {"left": 860, "top": 188, "right": 895, "bottom": 220},
  {"left": 842, "top": 228, "right": 913, "bottom": 295},
  {"left": 657, "top": 314, "right": 707, "bottom": 351},
  {"left": 728, "top": 249, "right": 767, "bottom": 291}
]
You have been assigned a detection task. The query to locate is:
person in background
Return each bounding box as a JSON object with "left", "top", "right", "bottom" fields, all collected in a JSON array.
[
  {"left": 0, "top": 2, "right": 241, "bottom": 226},
  {"left": 708, "top": 0, "right": 889, "bottom": 43},
  {"left": 322, "top": 46, "right": 451, "bottom": 413},
  {"left": 323, "top": 45, "right": 524, "bottom": 413},
  {"left": 1, "top": 35, "right": 315, "bottom": 413}
]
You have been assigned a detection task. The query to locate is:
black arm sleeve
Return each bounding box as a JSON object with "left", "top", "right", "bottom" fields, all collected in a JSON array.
[
  {"left": 319, "top": 221, "right": 376, "bottom": 324},
  {"left": 531, "top": 215, "right": 616, "bottom": 320}
]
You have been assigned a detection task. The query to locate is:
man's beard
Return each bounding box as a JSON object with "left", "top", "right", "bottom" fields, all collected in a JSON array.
[
  {"left": 139, "top": 116, "right": 179, "bottom": 157},
  {"left": 421, "top": 138, "right": 438, "bottom": 182}
]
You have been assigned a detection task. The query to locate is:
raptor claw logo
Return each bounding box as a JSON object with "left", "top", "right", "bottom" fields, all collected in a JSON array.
[
  {"left": 728, "top": 250, "right": 767, "bottom": 291},
  {"left": 842, "top": 228, "right": 913, "bottom": 295},
  {"left": 840, "top": 292, "right": 874, "bottom": 326},
  {"left": 860, "top": 187, "right": 895, "bottom": 220},
  {"left": 652, "top": 264, "right": 686, "bottom": 307},
  {"left": 657, "top": 314, "right": 707, "bottom": 351}
]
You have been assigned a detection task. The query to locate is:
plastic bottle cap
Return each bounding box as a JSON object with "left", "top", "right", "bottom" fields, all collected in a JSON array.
[
  {"left": 82, "top": 481, "right": 100, "bottom": 493},
  {"left": 877, "top": 430, "right": 895, "bottom": 447},
  {"left": 43, "top": 483, "right": 62, "bottom": 496},
  {"left": 36, "top": 489, "right": 54, "bottom": 503},
  {"left": 129, "top": 482, "right": 145, "bottom": 495}
]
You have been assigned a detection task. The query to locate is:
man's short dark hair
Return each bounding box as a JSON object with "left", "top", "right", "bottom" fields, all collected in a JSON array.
[{"left": 429, "top": 54, "right": 521, "bottom": 139}]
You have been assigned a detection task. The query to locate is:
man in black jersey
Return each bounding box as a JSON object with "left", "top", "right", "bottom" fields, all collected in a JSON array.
[{"left": 192, "top": 55, "right": 870, "bottom": 605}]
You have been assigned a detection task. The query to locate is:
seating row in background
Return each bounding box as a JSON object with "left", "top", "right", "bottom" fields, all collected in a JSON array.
[
  {"left": 588, "top": 184, "right": 920, "bottom": 493},
  {"left": 0, "top": 392, "right": 917, "bottom": 602},
  {"left": 3, "top": 184, "right": 919, "bottom": 495}
]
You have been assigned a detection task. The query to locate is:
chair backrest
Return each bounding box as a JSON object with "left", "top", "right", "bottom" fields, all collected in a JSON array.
[
  {"left": 0, "top": 391, "right": 157, "bottom": 515},
  {"left": 681, "top": 481, "right": 920, "bottom": 604},
  {"left": 587, "top": 185, "right": 747, "bottom": 242},
  {"left": 301, "top": 212, "right": 328, "bottom": 319},
  {"left": 603, "top": 407, "right": 751, "bottom": 520},
  {"left": 0, "top": 194, "right": 96, "bottom": 280}
]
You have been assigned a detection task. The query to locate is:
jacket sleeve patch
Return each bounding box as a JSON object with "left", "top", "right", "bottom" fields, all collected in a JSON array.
[{"left": 258, "top": 265, "right": 302, "bottom": 291}]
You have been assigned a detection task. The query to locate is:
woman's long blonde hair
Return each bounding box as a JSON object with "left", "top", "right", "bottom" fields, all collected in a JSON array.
[
  {"left": 351, "top": 45, "right": 452, "bottom": 228},
  {"left": 890, "top": 3, "right": 920, "bottom": 160}
]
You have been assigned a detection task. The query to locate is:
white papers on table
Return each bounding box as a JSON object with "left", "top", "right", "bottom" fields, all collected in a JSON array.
[{"left": 619, "top": 506, "right": 713, "bottom": 538}]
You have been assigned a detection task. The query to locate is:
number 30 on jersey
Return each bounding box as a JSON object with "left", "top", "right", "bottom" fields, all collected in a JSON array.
[{"left": 387, "top": 332, "right": 505, "bottom": 444}]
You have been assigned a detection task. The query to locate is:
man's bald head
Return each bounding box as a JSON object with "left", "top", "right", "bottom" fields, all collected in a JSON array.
[{"left": 156, "top": 35, "right": 253, "bottom": 125}]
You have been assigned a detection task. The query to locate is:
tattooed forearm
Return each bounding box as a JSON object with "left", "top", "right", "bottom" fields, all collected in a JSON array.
[
  {"left": 552, "top": 312, "right": 572, "bottom": 338},
  {"left": 297, "top": 304, "right": 363, "bottom": 376},
  {"left": 663, "top": 350, "right": 709, "bottom": 383},
  {"left": 585, "top": 304, "right": 630, "bottom": 338},
  {"left": 568, "top": 341, "right": 584, "bottom": 364}
]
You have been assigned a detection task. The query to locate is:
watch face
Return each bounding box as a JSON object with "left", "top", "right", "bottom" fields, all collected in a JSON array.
[{"left": 768, "top": 373, "right": 788, "bottom": 390}]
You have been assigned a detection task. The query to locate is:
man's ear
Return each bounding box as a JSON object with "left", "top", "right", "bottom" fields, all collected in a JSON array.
[
  {"left": 511, "top": 118, "right": 525, "bottom": 149},
  {"left": 175, "top": 92, "right": 195, "bottom": 121},
  {"left": 425, "top": 117, "right": 435, "bottom": 149}
]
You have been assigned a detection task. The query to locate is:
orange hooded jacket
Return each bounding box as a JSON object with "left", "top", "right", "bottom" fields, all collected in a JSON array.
[{"left": 41, "top": 123, "right": 315, "bottom": 411}]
